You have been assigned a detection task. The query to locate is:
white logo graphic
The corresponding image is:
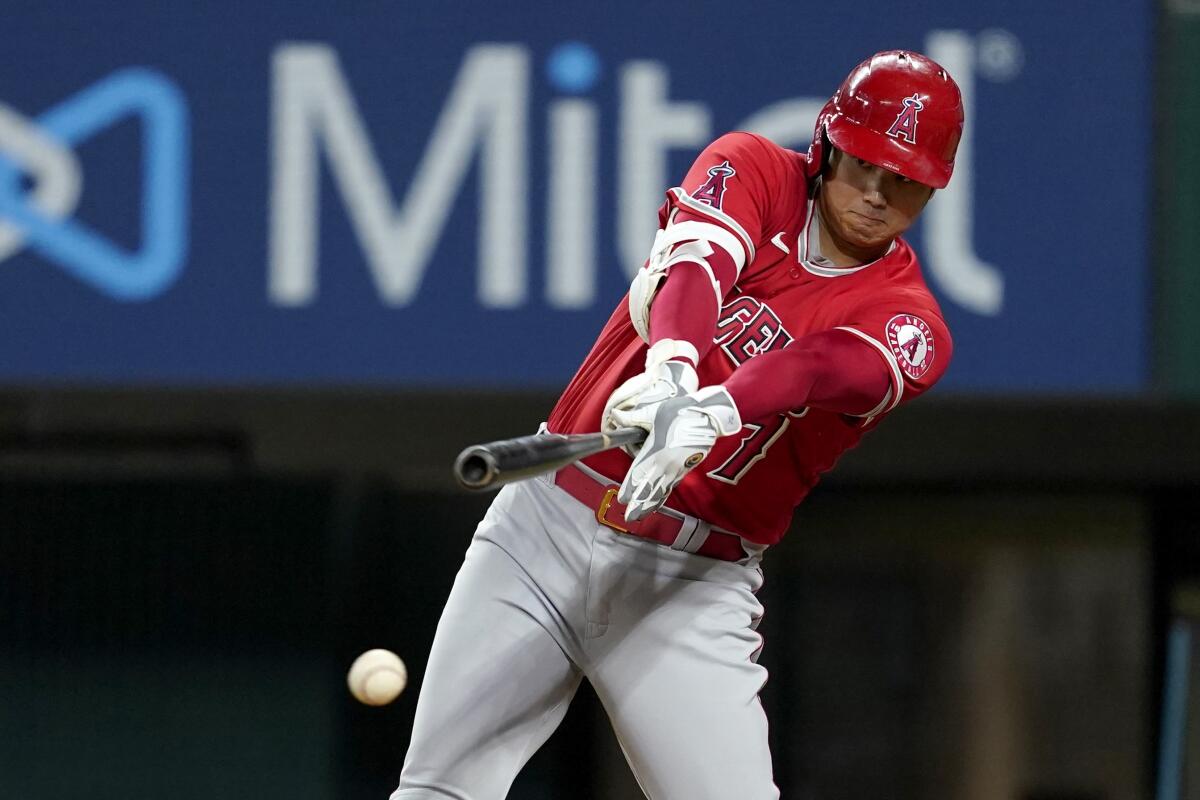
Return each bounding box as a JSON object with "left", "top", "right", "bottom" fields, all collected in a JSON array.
[
  {"left": 886, "top": 314, "right": 935, "bottom": 380},
  {"left": 267, "top": 30, "right": 1012, "bottom": 316}
]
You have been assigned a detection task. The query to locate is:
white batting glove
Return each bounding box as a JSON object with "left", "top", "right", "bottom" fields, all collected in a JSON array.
[
  {"left": 601, "top": 340, "right": 700, "bottom": 453},
  {"left": 610, "top": 386, "right": 741, "bottom": 522}
]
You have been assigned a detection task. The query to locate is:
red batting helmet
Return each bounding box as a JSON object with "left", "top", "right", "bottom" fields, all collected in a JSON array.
[{"left": 808, "top": 50, "right": 964, "bottom": 189}]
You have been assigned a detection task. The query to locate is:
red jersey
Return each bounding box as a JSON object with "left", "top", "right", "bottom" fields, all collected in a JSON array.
[{"left": 547, "top": 132, "right": 952, "bottom": 545}]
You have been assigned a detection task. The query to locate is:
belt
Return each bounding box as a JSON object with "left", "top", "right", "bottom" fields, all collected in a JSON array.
[{"left": 554, "top": 463, "right": 748, "bottom": 563}]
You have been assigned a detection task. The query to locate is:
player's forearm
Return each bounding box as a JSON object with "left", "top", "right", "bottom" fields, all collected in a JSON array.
[
  {"left": 647, "top": 243, "right": 739, "bottom": 364},
  {"left": 647, "top": 264, "right": 719, "bottom": 363},
  {"left": 721, "top": 329, "right": 893, "bottom": 421}
]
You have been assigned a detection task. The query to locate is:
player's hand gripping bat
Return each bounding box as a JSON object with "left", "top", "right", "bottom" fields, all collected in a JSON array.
[{"left": 454, "top": 428, "right": 646, "bottom": 491}]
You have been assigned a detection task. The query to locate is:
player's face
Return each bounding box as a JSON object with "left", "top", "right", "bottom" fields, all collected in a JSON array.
[{"left": 819, "top": 149, "right": 934, "bottom": 257}]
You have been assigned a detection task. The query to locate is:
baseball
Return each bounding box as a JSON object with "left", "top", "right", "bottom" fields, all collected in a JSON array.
[{"left": 347, "top": 648, "right": 408, "bottom": 706}]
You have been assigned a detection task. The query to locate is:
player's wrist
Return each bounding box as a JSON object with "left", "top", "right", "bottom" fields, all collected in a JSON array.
[
  {"left": 645, "top": 338, "right": 700, "bottom": 370},
  {"left": 645, "top": 339, "right": 699, "bottom": 395}
]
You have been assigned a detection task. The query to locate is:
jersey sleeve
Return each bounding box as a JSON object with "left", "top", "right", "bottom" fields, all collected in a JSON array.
[
  {"left": 721, "top": 328, "right": 895, "bottom": 422},
  {"left": 658, "top": 132, "right": 789, "bottom": 275},
  {"left": 832, "top": 301, "right": 954, "bottom": 421}
]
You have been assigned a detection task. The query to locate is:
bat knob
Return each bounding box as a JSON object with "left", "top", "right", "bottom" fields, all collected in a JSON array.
[{"left": 454, "top": 446, "right": 500, "bottom": 490}]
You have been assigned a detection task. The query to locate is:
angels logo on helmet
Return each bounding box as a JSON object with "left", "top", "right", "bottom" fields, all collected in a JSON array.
[{"left": 886, "top": 93, "right": 925, "bottom": 144}]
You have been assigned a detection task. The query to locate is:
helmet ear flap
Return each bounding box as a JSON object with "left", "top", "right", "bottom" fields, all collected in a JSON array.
[{"left": 820, "top": 129, "right": 834, "bottom": 177}]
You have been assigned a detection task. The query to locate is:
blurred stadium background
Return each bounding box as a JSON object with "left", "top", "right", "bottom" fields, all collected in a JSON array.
[{"left": 1, "top": 1, "right": 1197, "bottom": 798}]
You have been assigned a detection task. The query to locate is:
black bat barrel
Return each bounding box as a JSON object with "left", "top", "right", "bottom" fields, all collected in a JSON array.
[{"left": 453, "top": 428, "right": 645, "bottom": 491}]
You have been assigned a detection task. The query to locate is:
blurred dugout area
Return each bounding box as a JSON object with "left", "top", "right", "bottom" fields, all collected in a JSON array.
[{"left": 0, "top": 393, "right": 1194, "bottom": 799}]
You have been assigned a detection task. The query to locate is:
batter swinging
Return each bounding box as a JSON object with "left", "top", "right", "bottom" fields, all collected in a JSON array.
[{"left": 393, "top": 50, "right": 964, "bottom": 799}]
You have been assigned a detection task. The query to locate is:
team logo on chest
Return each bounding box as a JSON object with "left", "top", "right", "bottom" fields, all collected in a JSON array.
[
  {"left": 692, "top": 160, "right": 736, "bottom": 209},
  {"left": 714, "top": 296, "right": 794, "bottom": 366},
  {"left": 886, "top": 314, "right": 935, "bottom": 380},
  {"left": 886, "top": 93, "right": 924, "bottom": 144}
]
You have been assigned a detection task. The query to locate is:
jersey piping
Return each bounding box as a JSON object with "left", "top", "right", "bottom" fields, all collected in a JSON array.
[
  {"left": 667, "top": 187, "right": 757, "bottom": 265},
  {"left": 834, "top": 326, "right": 905, "bottom": 415}
]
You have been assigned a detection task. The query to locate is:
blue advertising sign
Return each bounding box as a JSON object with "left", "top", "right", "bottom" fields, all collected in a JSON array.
[{"left": 0, "top": 1, "right": 1151, "bottom": 392}]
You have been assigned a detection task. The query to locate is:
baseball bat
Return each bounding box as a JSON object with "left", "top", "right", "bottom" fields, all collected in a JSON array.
[{"left": 454, "top": 427, "right": 646, "bottom": 491}]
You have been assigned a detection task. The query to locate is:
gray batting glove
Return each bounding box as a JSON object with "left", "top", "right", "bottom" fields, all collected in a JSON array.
[
  {"left": 611, "top": 386, "right": 741, "bottom": 522},
  {"left": 602, "top": 360, "right": 699, "bottom": 453}
]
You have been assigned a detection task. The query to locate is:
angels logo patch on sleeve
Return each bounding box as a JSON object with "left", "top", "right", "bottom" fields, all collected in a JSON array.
[
  {"left": 692, "top": 160, "right": 736, "bottom": 209},
  {"left": 886, "top": 314, "right": 935, "bottom": 380}
]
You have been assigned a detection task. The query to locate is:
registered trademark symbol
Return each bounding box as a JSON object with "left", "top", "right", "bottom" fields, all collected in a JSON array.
[{"left": 977, "top": 29, "right": 1023, "bottom": 82}]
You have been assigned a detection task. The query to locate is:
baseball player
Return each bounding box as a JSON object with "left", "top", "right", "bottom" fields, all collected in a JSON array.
[{"left": 393, "top": 50, "right": 963, "bottom": 799}]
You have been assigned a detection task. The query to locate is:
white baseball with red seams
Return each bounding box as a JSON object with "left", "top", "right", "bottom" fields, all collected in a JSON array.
[{"left": 348, "top": 648, "right": 408, "bottom": 706}]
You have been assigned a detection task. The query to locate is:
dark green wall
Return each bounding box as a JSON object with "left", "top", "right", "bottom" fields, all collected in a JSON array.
[
  {"left": 0, "top": 477, "right": 1154, "bottom": 800},
  {"left": 1158, "top": 3, "right": 1200, "bottom": 393}
]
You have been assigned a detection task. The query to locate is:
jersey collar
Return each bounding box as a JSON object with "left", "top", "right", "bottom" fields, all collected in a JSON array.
[{"left": 799, "top": 185, "right": 896, "bottom": 278}]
